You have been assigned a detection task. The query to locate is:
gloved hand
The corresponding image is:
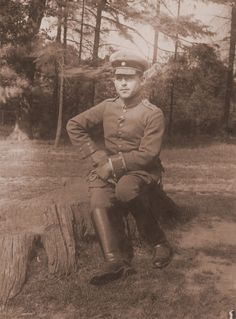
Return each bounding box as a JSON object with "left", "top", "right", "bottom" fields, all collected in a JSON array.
[
  {"left": 91, "top": 150, "right": 108, "bottom": 167},
  {"left": 95, "top": 161, "right": 112, "bottom": 181}
]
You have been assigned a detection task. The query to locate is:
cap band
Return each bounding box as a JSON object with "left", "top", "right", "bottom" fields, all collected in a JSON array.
[
  {"left": 114, "top": 67, "right": 142, "bottom": 75},
  {"left": 112, "top": 60, "right": 145, "bottom": 73}
]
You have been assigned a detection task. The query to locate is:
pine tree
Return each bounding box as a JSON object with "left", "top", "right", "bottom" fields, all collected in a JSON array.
[
  {"left": 168, "top": 0, "right": 181, "bottom": 136},
  {"left": 200, "top": 0, "right": 236, "bottom": 132},
  {"left": 54, "top": 0, "right": 69, "bottom": 147},
  {"left": 223, "top": 1, "right": 236, "bottom": 131}
]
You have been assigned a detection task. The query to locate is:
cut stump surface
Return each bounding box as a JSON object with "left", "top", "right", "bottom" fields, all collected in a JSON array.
[{"left": 0, "top": 179, "right": 92, "bottom": 305}]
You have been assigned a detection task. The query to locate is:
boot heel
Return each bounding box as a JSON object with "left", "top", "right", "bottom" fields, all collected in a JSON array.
[{"left": 122, "top": 266, "right": 137, "bottom": 278}]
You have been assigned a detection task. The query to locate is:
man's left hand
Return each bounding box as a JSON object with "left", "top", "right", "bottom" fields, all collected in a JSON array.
[{"left": 95, "top": 162, "right": 112, "bottom": 181}]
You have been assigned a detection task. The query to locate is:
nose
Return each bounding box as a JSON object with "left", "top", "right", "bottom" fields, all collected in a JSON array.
[{"left": 120, "top": 77, "right": 127, "bottom": 85}]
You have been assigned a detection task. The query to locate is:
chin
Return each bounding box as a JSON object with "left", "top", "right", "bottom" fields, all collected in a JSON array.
[
  {"left": 119, "top": 92, "right": 132, "bottom": 99},
  {"left": 120, "top": 95, "right": 131, "bottom": 100}
]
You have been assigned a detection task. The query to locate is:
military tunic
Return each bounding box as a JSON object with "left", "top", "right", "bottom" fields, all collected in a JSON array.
[{"left": 66, "top": 95, "right": 165, "bottom": 210}]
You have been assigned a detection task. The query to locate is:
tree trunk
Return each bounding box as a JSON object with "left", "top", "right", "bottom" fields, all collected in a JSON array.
[
  {"left": 93, "top": 0, "right": 106, "bottom": 63},
  {"left": 28, "top": 0, "right": 47, "bottom": 39},
  {"left": 78, "top": 0, "right": 85, "bottom": 63},
  {"left": 52, "top": 2, "right": 63, "bottom": 133},
  {"left": 152, "top": 0, "right": 161, "bottom": 64},
  {"left": 54, "top": 1, "right": 68, "bottom": 147},
  {"left": 89, "top": 0, "right": 107, "bottom": 105},
  {"left": 223, "top": 3, "right": 236, "bottom": 131},
  {"left": 54, "top": 55, "right": 65, "bottom": 147},
  {"left": 168, "top": 0, "right": 181, "bottom": 137}
]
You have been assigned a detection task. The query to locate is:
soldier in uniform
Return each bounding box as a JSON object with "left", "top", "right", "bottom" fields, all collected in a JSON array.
[{"left": 66, "top": 50, "right": 173, "bottom": 286}]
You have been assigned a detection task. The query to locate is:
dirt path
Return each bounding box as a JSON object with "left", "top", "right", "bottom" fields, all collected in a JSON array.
[{"left": 181, "top": 218, "right": 236, "bottom": 294}]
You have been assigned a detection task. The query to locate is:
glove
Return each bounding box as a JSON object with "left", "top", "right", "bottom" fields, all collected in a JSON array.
[
  {"left": 95, "top": 162, "right": 112, "bottom": 181},
  {"left": 91, "top": 150, "right": 108, "bottom": 167}
]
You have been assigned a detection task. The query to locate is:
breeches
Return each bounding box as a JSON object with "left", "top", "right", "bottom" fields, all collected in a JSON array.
[
  {"left": 88, "top": 170, "right": 166, "bottom": 246},
  {"left": 89, "top": 171, "right": 158, "bottom": 211}
]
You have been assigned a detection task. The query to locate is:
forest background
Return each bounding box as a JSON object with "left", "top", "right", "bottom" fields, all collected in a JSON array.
[
  {"left": 0, "top": 0, "right": 236, "bottom": 145},
  {"left": 0, "top": 2, "right": 236, "bottom": 317}
]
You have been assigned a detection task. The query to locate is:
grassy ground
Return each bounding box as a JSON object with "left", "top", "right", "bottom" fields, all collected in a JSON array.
[{"left": 0, "top": 137, "right": 235, "bottom": 319}]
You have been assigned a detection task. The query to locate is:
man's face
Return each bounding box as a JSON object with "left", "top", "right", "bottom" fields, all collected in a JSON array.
[{"left": 113, "top": 73, "right": 143, "bottom": 100}]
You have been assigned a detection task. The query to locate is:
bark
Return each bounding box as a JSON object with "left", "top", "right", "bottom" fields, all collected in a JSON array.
[
  {"left": 53, "top": 2, "right": 63, "bottom": 130},
  {"left": 54, "top": 2, "right": 68, "bottom": 147},
  {"left": 168, "top": 0, "right": 181, "bottom": 137},
  {"left": 89, "top": 0, "right": 107, "bottom": 105},
  {"left": 0, "top": 234, "right": 35, "bottom": 305},
  {"left": 0, "top": 180, "right": 92, "bottom": 306},
  {"left": 41, "top": 203, "right": 77, "bottom": 275},
  {"left": 92, "top": 0, "right": 106, "bottom": 64},
  {"left": 28, "top": 0, "right": 47, "bottom": 41},
  {"left": 54, "top": 55, "right": 65, "bottom": 147},
  {"left": 223, "top": 3, "right": 236, "bottom": 131},
  {"left": 78, "top": 0, "right": 86, "bottom": 63},
  {"left": 152, "top": 0, "right": 161, "bottom": 64}
]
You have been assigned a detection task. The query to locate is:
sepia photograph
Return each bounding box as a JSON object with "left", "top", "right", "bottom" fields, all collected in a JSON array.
[{"left": 0, "top": 0, "right": 235, "bottom": 318}]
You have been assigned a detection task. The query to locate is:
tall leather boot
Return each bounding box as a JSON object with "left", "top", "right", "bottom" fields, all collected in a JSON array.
[
  {"left": 90, "top": 207, "right": 135, "bottom": 286},
  {"left": 128, "top": 195, "right": 173, "bottom": 268}
]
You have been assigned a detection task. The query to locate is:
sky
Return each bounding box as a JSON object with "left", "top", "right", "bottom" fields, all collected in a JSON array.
[
  {"left": 105, "top": 1, "right": 230, "bottom": 62},
  {"left": 41, "top": 1, "right": 230, "bottom": 62}
]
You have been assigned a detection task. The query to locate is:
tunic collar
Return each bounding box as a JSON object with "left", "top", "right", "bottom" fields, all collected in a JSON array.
[{"left": 117, "top": 93, "right": 143, "bottom": 109}]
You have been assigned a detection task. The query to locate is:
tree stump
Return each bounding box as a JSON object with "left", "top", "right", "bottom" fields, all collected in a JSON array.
[
  {"left": 0, "top": 179, "right": 180, "bottom": 306},
  {"left": 0, "top": 233, "right": 34, "bottom": 304},
  {"left": 42, "top": 203, "right": 77, "bottom": 275},
  {"left": 0, "top": 180, "right": 93, "bottom": 306}
]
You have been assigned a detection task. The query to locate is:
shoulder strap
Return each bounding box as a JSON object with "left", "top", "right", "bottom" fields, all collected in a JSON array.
[{"left": 142, "top": 99, "right": 157, "bottom": 111}]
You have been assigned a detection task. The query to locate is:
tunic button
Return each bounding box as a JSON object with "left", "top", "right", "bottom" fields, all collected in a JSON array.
[{"left": 118, "top": 131, "right": 122, "bottom": 135}]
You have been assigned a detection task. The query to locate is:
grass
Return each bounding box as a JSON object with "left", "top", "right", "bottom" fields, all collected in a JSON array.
[{"left": 0, "top": 137, "right": 235, "bottom": 318}]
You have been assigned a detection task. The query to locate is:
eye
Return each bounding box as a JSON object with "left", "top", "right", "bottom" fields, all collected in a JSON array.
[
  {"left": 114, "top": 75, "right": 123, "bottom": 81},
  {"left": 114, "top": 75, "right": 137, "bottom": 81}
]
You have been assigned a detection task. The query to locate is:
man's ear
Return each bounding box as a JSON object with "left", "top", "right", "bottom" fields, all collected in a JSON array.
[{"left": 140, "top": 74, "right": 146, "bottom": 86}]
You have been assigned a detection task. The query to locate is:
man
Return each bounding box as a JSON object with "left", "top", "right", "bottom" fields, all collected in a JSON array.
[{"left": 66, "top": 50, "right": 173, "bottom": 286}]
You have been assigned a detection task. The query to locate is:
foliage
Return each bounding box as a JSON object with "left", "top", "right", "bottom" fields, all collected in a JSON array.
[
  {"left": 0, "top": 44, "right": 29, "bottom": 105},
  {"left": 146, "top": 43, "right": 227, "bottom": 134},
  {"left": 0, "top": 0, "right": 235, "bottom": 139},
  {"left": 0, "top": 0, "right": 46, "bottom": 107},
  {"left": 0, "top": 0, "right": 30, "bottom": 105}
]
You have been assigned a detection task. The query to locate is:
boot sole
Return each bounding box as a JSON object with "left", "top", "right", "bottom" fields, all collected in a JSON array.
[
  {"left": 90, "top": 266, "right": 136, "bottom": 286},
  {"left": 152, "top": 255, "right": 173, "bottom": 269}
]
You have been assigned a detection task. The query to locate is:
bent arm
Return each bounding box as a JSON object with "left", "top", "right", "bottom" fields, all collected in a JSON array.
[
  {"left": 66, "top": 101, "right": 106, "bottom": 159},
  {"left": 109, "top": 110, "right": 165, "bottom": 178}
]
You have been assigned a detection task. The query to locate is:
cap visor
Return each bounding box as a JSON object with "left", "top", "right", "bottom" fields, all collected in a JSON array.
[{"left": 115, "top": 67, "right": 138, "bottom": 75}]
